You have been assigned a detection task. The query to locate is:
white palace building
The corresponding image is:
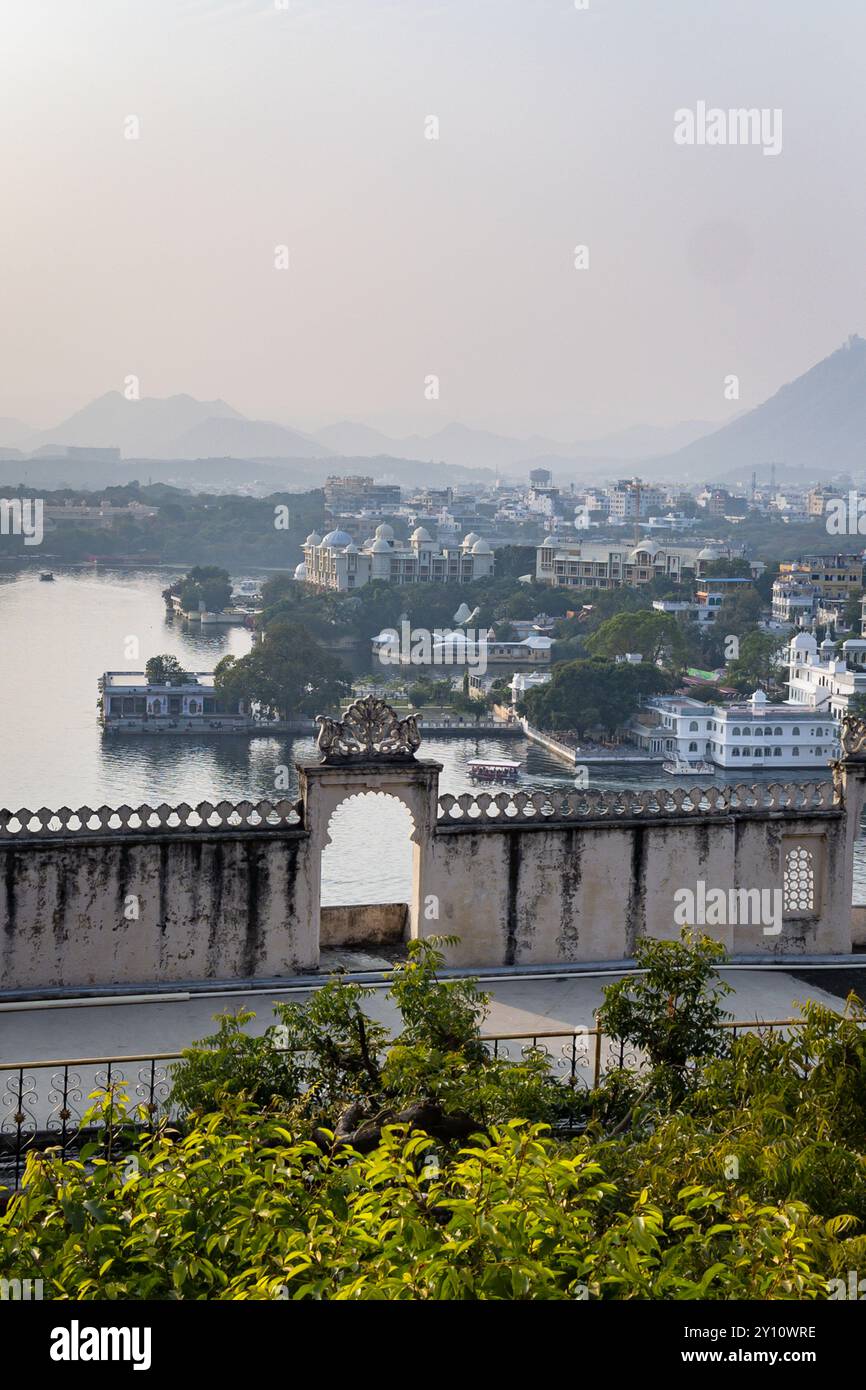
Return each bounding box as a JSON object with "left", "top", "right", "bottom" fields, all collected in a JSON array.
[
  {"left": 631, "top": 630, "right": 866, "bottom": 770},
  {"left": 297, "top": 523, "right": 495, "bottom": 592}
]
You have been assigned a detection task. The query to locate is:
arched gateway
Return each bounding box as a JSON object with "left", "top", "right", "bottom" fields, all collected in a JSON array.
[{"left": 297, "top": 698, "right": 442, "bottom": 945}]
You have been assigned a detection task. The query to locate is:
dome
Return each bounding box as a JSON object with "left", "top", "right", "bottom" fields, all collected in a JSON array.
[
  {"left": 411, "top": 526, "right": 433, "bottom": 543},
  {"left": 362, "top": 538, "right": 375, "bottom": 550},
  {"left": 370, "top": 538, "right": 392, "bottom": 553},
  {"left": 697, "top": 546, "right": 720, "bottom": 561},
  {"left": 791, "top": 632, "right": 818, "bottom": 651},
  {"left": 320, "top": 528, "right": 353, "bottom": 548},
  {"left": 374, "top": 523, "right": 394, "bottom": 541},
  {"left": 294, "top": 561, "right": 308, "bottom": 580},
  {"left": 471, "top": 538, "right": 492, "bottom": 554},
  {"left": 344, "top": 542, "right": 358, "bottom": 554},
  {"left": 539, "top": 536, "right": 556, "bottom": 548},
  {"left": 305, "top": 531, "right": 322, "bottom": 545},
  {"left": 750, "top": 688, "right": 768, "bottom": 704},
  {"left": 462, "top": 531, "right": 480, "bottom": 546}
]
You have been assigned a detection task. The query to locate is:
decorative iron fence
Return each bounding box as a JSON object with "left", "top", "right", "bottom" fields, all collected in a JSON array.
[{"left": 0, "top": 1018, "right": 817, "bottom": 1192}]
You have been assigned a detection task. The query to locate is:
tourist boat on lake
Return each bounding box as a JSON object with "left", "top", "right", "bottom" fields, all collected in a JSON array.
[
  {"left": 39, "top": 572, "right": 55, "bottom": 582},
  {"left": 468, "top": 758, "right": 521, "bottom": 784},
  {"left": 662, "top": 753, "right": 714, "bottom": 776}
]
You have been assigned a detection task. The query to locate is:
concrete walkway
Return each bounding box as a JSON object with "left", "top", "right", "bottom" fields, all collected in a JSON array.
[{"left": 0, "top": 968, "right": 853, "bottom": 1066}]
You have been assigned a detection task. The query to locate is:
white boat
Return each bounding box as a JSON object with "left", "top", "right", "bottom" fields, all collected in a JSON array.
[{"left": 662, "top": 753, "right": 714, "bottom": 776}]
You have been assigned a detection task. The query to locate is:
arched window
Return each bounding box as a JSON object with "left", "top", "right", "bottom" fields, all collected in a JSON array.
[
  {"left": 689, "top": 721, "right": 699, "bottom": 731},
  {"left": 774, "top": 727, "right": 782, "bottom": 736},
  {"left": 742, "top": 727, "right": 751, "bottom": 736},
  {"left": 732, "top": 727, "right": 740, "bottom": 736},
  {"left": 792, "top": 727, "right": 800, "bottom": 736},
  {"left": 732, "top": 748, "right": 740, "bottom": 756},
  {"left": 784, "top": 845, "right": 815, "bottom": 914},
  {"left": 742, "top": 747, "right": 750, "bottom": 756},
  {"left": 792, "top": 747, "right": 800, "bottom": 756},
  {"left": 689, "top": 741, "right": 698, "bottom": 752}
]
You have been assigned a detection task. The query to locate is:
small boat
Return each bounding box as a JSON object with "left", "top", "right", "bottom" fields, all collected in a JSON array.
[
  {"left": 39, "top": 572, "right": 55, "bottom": 582},
  {"left": 468, "top": 758, "right": 521, "bottom": 784},
  {"left": 662, "top": 753, "right": 714, "bottom": 776}
]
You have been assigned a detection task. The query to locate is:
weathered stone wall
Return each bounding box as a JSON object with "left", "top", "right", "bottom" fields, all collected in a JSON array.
[
  {"left": 0, "top": 826, "right": 316, "bottom": 991},
  {"left": 0, "top": 767, "right": 860, "bottom": 995},
  {"left": 426, "top": 779, "right": 851, "bottom": 966}
]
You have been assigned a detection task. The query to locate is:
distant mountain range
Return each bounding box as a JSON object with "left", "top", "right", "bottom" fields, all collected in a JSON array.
[
  {"left": 645, "top": 335, "right": 866, "bottom": 480},
  {"left": 2, "top": 335, "right": 865, "bottom": 483},
  {"left": 314, "top": 419, "right": 717, "bottom": 471},
  {"left": 0, "top": 392, "right": 716, "bottom": 471},
  {"left": 0, "top": 392, "right": 331, "bottom": 462}
]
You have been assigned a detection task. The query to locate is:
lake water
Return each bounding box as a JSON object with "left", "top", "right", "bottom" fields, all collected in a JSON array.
[{"left": 1, "top": 565, "right": 862, "bottom": 905}]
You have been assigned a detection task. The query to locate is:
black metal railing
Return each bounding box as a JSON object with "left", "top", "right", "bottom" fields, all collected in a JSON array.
[{"left": 0, "top": 1017, "right": 819, "bottom": 1191}]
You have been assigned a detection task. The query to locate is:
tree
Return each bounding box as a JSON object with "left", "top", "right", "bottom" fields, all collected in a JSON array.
[
  {"left": 214, "top": 620, "right": 349, "bottom": 718},
  {"left": 585, "top": 611, "right": 685, "bottom": 669},
  {"left": 177, "top": 566, "right": 233, "bottom": 613},
  {"left": 841, "top": 587, "right": 863, "bottom": 634},
  {"left": 597, "top": 929, "right": 732, "bottom": 1089},
  {"left": 686, "top": 684, "right": 724, "bottom": 704},
  {"left": 521, "top": 658, "right": 675, "bottom": 737},
  {"left": 407, "top": 681, "right": 434, "bottom": 709},
  {"left": 703, "top": 557, "right": 752, "bottom": 579},
  {"left": 726, "top": 630, "right": 787, "bottom": 692},
  {"left": 144, "top": 654, "right": 190, "bottom": 684}
]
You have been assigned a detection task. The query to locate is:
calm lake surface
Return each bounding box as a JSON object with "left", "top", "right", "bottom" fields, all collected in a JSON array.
[{"left": 1, "top": 565, "right": 862, "bottom": 905}]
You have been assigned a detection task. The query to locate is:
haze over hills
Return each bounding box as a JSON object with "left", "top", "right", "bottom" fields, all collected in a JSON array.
[
  {"left": 0, "top": 392, "right": 330, "bottom": 462},
  {"left": 313, "top": 418, "right": 718, "bottom": 471},
  {"left": 647, "top": 335, "right": 866, "bottom": 480},
  {"left": 2, "top": 336, "right": 865, "bottom": 485}
]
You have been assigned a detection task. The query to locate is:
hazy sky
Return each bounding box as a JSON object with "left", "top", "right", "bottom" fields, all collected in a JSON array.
[{"left": 1, "top": 0, "right": 864, "bottom": 439}]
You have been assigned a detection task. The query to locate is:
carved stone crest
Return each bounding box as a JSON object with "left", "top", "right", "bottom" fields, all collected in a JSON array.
[
  {"left": 840, "top": 713, "right": 866, "bottom": 758},
  {"left": 315, "top": 697, "right": 422, "bottom": 762}
]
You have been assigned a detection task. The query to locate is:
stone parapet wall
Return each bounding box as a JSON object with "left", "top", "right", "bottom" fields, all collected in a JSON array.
[{"left": 437, "top": 781, "right": 837, "bottom": 827}]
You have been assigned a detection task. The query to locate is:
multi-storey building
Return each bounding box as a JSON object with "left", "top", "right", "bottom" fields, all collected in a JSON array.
[
  {"left": 807, "top": 485, "right": 844, "bottom": 518},
  {"left": 605, "top": 479, "right": 666, "bottom": 520},
  {"left": 696, "top": 487, "right": 732, "bottom": 516},
  {"left": 535, "top": 538, "right": 734, "bottom": 589},
  {"left": 771, "top": 578, "right": 817, "bottom": 627},
  {"left": 322, "top": 476, "right": 402, "bottom": 511},
  {"left": 298, "top": 523, "right": 495, "bottom": 592},
  {"left": 631, "top": 691, "right": 838, "bottom": 769},
  {"left": 652, "top": 577, "right": 753, "bottom": 626},
  {"left": 779, "top": 554, "right": 864, "bottom": 601}
]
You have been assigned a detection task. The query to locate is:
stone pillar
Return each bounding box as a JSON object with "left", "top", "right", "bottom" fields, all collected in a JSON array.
[{"left": 835, "top": 717, "right": 866, "bottom": 945}]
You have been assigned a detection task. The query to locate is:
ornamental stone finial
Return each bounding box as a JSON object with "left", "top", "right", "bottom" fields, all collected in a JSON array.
[
  {"left": 840, "top": 713, "right": 866, "bottom": 758},
  {"left": 315, "top": 697, "right": 422, "bottom": 763}
]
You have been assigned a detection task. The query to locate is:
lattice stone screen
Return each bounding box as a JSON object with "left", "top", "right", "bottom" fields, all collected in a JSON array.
[{"left": 783, "top": 844, "right": 816, "bottom": 915}]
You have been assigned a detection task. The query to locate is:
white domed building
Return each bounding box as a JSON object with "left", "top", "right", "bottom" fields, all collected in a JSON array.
[
  {"left": 786, "top": 628, "right": 866, "bottom": 718},
  {"left": 300, "top": 522, "right": 495, "bottom": 591}
]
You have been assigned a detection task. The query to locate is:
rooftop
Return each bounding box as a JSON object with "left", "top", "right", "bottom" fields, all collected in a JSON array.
[{"left": 101, "top": 671, "right": 216, "bottom": 690}]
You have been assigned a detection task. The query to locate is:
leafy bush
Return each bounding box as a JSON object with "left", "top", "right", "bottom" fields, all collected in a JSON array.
[{"left": 4, "top": 935, "right": 866, "bottom": 1299}]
